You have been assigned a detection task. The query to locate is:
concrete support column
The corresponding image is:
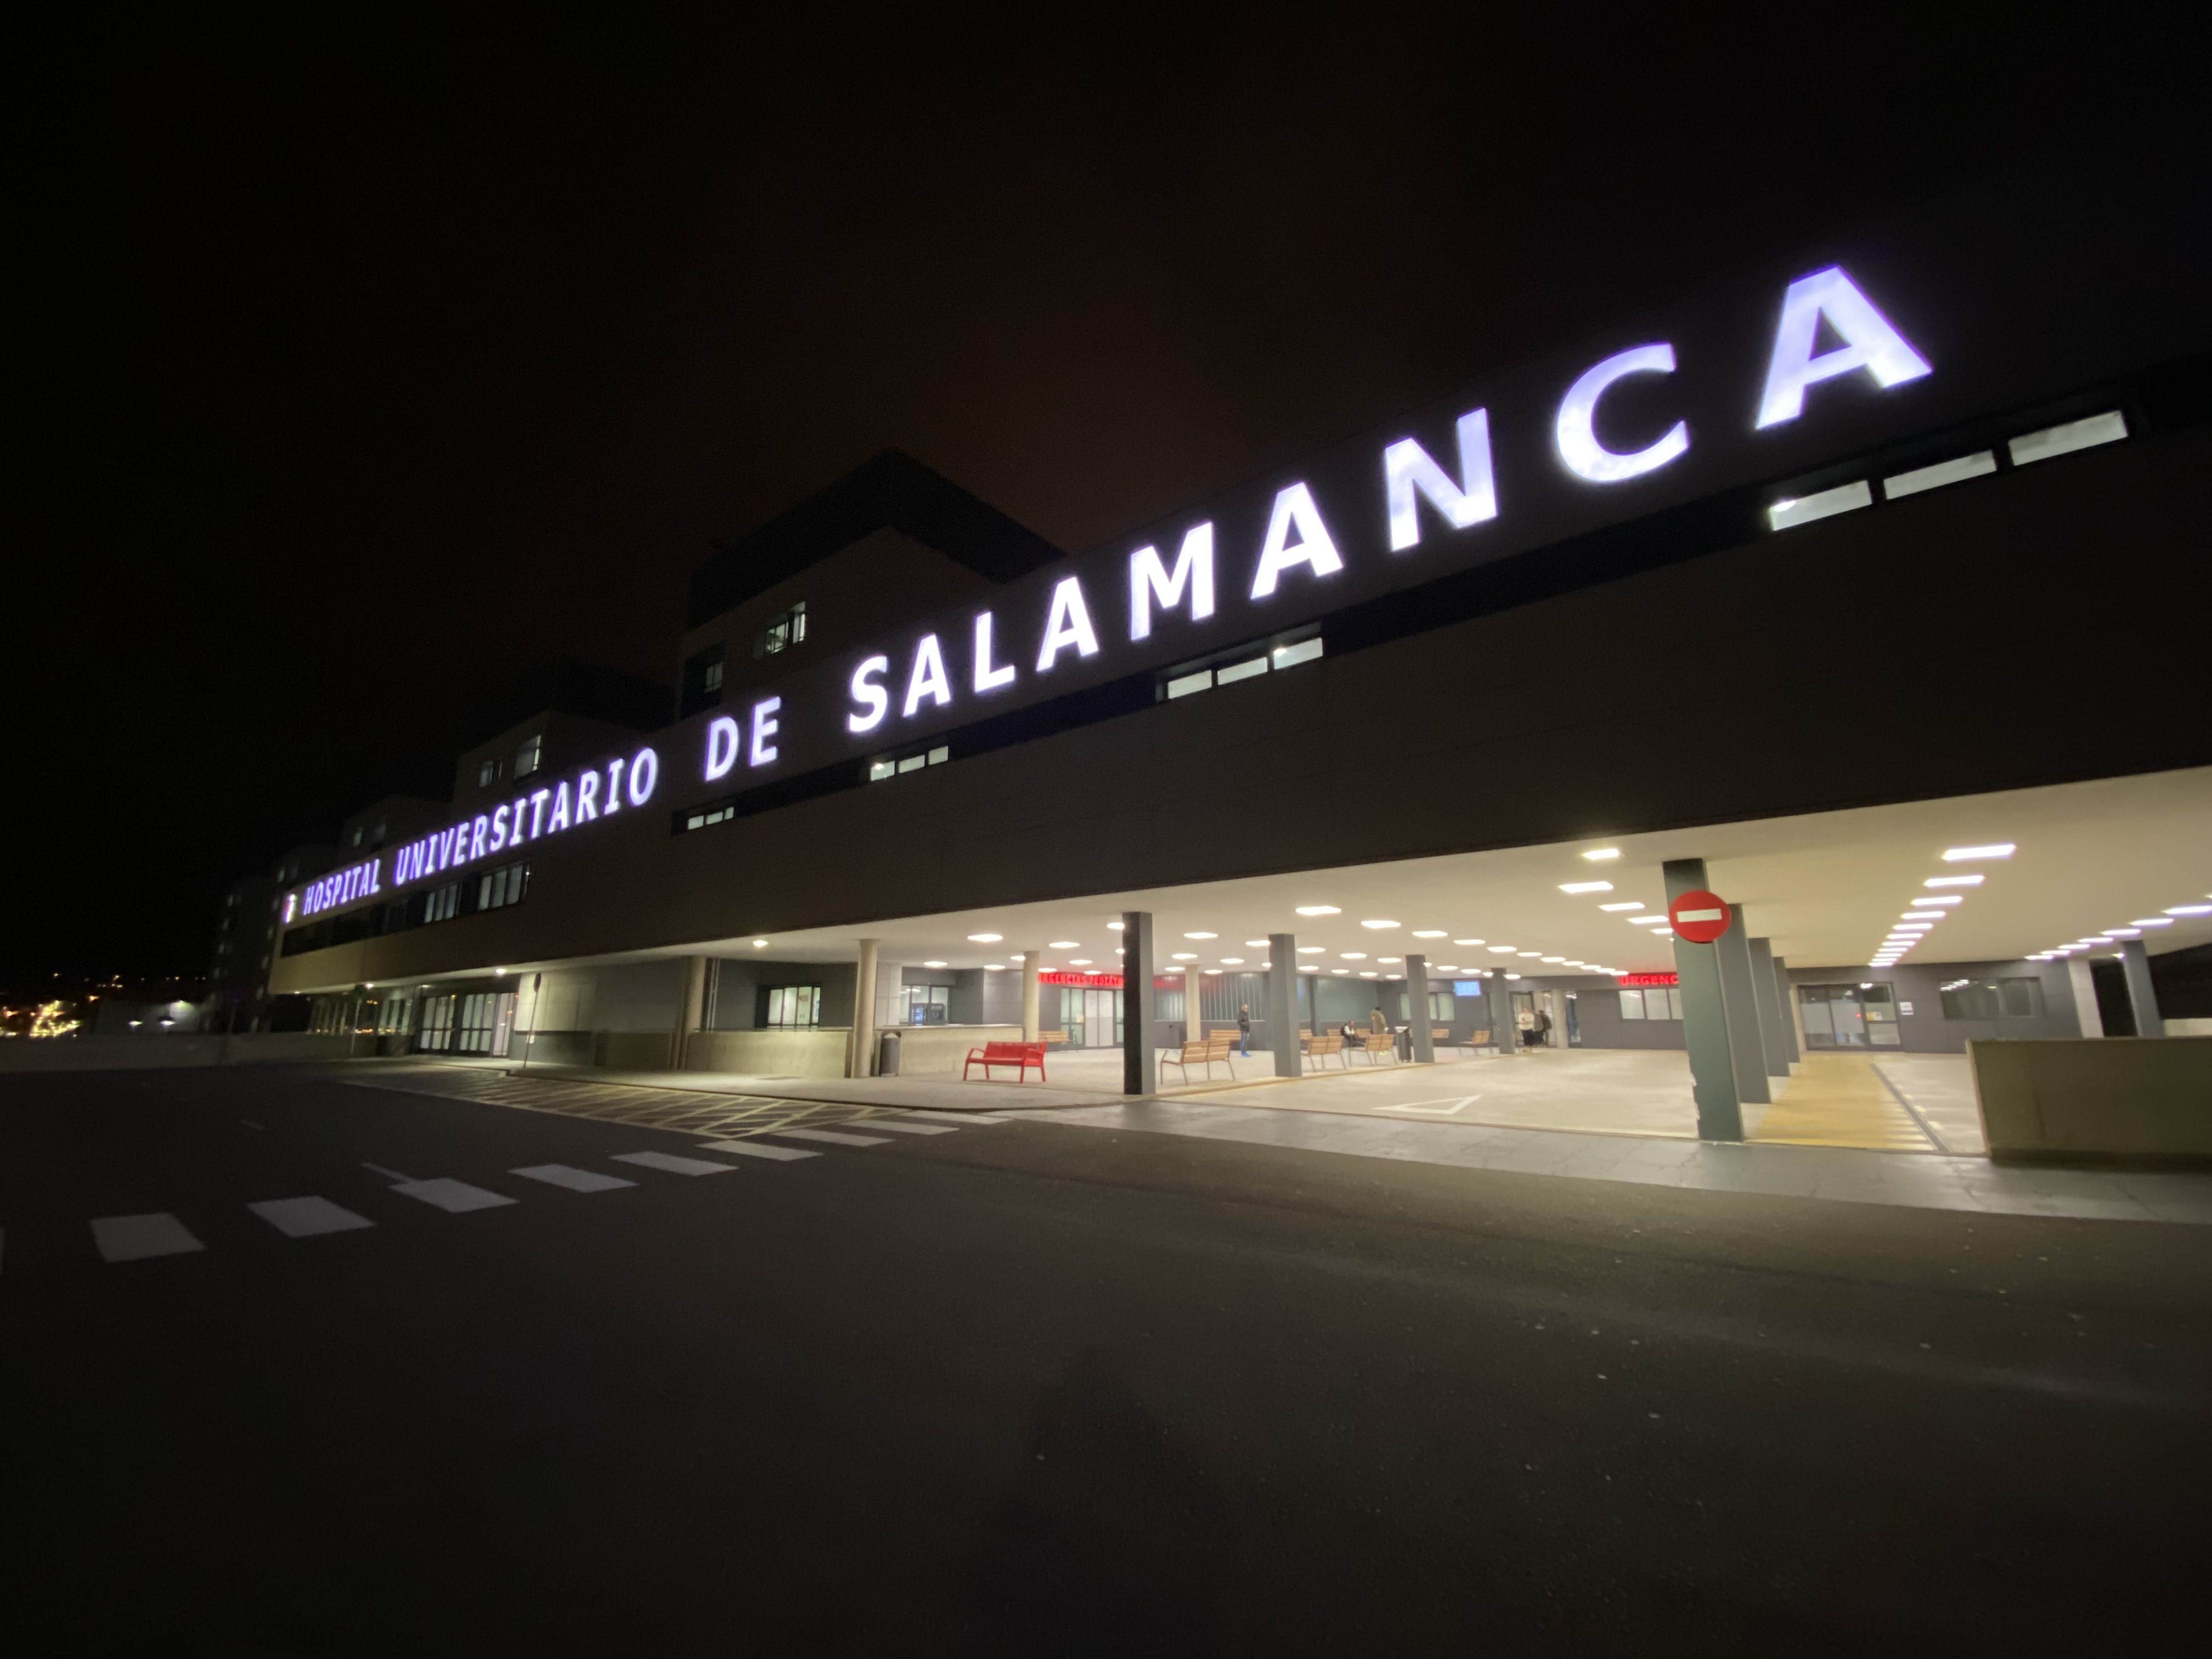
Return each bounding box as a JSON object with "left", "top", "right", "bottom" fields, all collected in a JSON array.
[
  {"left": 2119, "top": 940, "right": 2165, "bottom": 1037},
  {"left": 1020, "top": 952, "right": 1042, "bottom": 1042},
  {"left": 1745, "top": 937, "right": 1792, "bottom": 1081},
  {"left": 1663, "top": 858, "right": 1744, "bottom": 1141},
  {"left": 676, "top": 953, "right": 709, "bottom": 1070},
  {"left": 1182, "top": 966, "right": 1204, "bottom": 1045},
  {"left": 851, "top": 939, "right": 879, "bottom": 1077},
  {"left": 1770, "top": 955, "right": 1802, "bottom": 1066},
  {"left": 2067, "top": 957, "right": 2105, "bottom": 1038},
  {"left": 1713, "top": 905, "right": 1774, "bottom": 1106},
  {"left": 1405, "top": 955, "right": 1434, "bottom": 1062},
  {"left": 1122, "top": 912, "right": 1156, "bottom": 1094},
  {"left": 1267, "top": 933, "right": 1300, "bottom": 1078}
]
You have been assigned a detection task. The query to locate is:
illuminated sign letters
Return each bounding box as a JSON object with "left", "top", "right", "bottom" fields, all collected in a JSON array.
[
  {"left": 1384, "top": 408, "right": 1497, "bottom": 550},
  {"left": 1248, "top": 482, "right": 1343, "bottom": 599},
  {"left": 1128, "top": 523, "right": 1216, "bottom": 640},
  {"left": 1757, "top": 266, "right": 1931, "bottom": 428},
  {"left": 1555, "top": 343, "right": 1690, "bottom": 482},
  {"left": 1036, "top": 577, "right": 1101, "bottom": 672}
]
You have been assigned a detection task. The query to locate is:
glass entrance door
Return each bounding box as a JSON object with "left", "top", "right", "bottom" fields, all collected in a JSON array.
[
  {"left": 1060, "top": 987, "right": 1124, "bottom": 1047},
  {"left": 1797, "top": 982, "right": 1899, "bottom": 1048}
]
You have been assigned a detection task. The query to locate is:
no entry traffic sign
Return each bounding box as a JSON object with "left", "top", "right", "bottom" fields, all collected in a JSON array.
[{"left": 1668, "top": 890, "right": 1733, "bottom": 944}]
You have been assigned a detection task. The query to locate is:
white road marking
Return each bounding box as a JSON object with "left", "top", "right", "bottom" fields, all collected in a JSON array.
[
  {"left": 611, "top": 1150, "right": 739, "bottom": 1176},
  {"left": 1386, "top": 1096, "right": 1483, "bottom": 1115},
  {"left": 698, "top": 1140, "right": 821, "bottom": 1161},
  {"left": 362, "top": 1162, "right": 415, "bottom": 1182},
  {"left": 92, "top": 1213, "right": 206, "bottom": 1262},
  {"left": 249, "top": 1197, "right": 376, "bottom": 1238},
  {"left": 510, "top": 1164, "right": 638, "bottom": 1193},
  {"left": 391, "top": 1178, "right": 516, "bottom": 1213},
  {"left": 898, "top": 1110, "right": 1008, "bottom": 1124},
  {"left": 772, "top": 1128, "right": 893, "bottom": 1147},
  {"left": 860, "top": 1120, "right": 959, "bottom": 1136}
]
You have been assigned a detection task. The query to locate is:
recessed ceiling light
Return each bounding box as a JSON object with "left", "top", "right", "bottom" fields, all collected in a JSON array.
[
  {"left": 1296, "top": 945, "right": 1325, "bottom": 954},
  {"left": 1358, "top": 971, "right": 1378, "bottom": 978},
  {"left": 1171, "top": 952, "right": 1198, "bottom": 961},
  {"left": 2166, "top": 904, "right": 2212, "bottom": 916},
  {"left": 1412, "top": 929, "right": 1447, "bottom": 938},
  {"left": 985, "top": 964, "right": 1005, "bottom": 971},
  {"left": 1204, "top": 968, "right": 1222, "bottom": 975},
  {"left": 1517, "top": 951, "right": 1541, "bottom": 957},
  {"left": 1295, "top": 905, "right": 1341, "bottom": 916},
  {"left": 1559, "top": 882, "right": 1613, "bottom": 894},
  {"left": 1598, "top": 902, "right": 1643, "bottom": 912},
  {"left": 1488, "top": 945, "right": 1515, "bottom": 953},
  {"left": 1069, "top": 958, "right": 1092, "bottom": 966},
  {"left": 1914, "top": 895, "right": 1963, "bottom": 907},
  {"left": 1629, "top": 915, "right": 1669, "bottom": 924},
  {"left": 922, "top": 960, "right": 947, "bottom": 968},
  {"left": 752, "top": 939, "right": 769, "bottom": 948},
  {"left": 1901, "top": 911, "right": 1946, "bottom": 921},
  {"left": 1330, "top": 968, "right": 1350, "bottom": 975},
  {"left": 1340, "top": 952, "right": 1368, "bottom": 960},
  {"left": 1925, "top": 875, "right": 1984, "bottom": 888},
  {"left": 1297, "top": 964, "right": 1319, "bottom": 973},
  {"left": 1942, "top": 844, "right": 2015, "bottom": 861},
  {"left": 967, "top": 932, "right": 1002, "bottom": 943},
  {"left": 1107, "top": 921, "right": 1125, "bottom": 931},
  {"left": 1582, "top": 848, "right": 1621, "bottom": 861},
  {"left": 1245, "top": 939, "right": 1269, "bottom": 947},
  {"left": 1894, "top": 924, "right": 1933, "bottom": 932},
  {"left": 1184, "top": 932, "right": 1216, "bottom": 940},
  {"left": 1360, "top": 919, "right": 1401, "bottom": 930},
  {"left": 1504, "top": 973, "right": 1522, "bottom": 980},
  {"left": 1378, "top": 956, "right": 1402, "bottom": 964},
  {"left": 1220, "top": 956, "right": 1244, "bottom": 964},
  {"left": 2131, "top": 918, "right": 2175, "bottom": 927},
  {"left": 1541, "top": 956, "right": 1565, "bottom": 963},
  {"left": 1452, "top": 938, "right": 1483, "bottom": 945},
  {"left": 2104, "top": 929, "right": 2142, "bottom": 938},
  {"left": 1049, "top": 940, "right": 1080, "bottom": 949}
]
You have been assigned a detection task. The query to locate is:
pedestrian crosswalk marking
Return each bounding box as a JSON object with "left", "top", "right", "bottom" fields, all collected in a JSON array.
[
  {"left": 92, "top": 1213, "right": 206, "bottom": 1262},
  {"left": 612, "top": 1150, "right": 739, "bottom": 1176},
  {"left": 863, "top": 1120, "right": 960, "bottom": 1136},
  {"left": 510, "top": 1164, "right": 638, "bottom": 1193},
  {"left": 772, "top": 1128, "right": 893, "bottom": 1147},
  {"left": 698, "top": 1139, "right": 821, "bottom": 1161},
  {"left": 250, "top": 1197, "right": 376, "bottom": 1238},
  {"left": 392, "top": 1178, "right": 517, "bottom": 1213}
]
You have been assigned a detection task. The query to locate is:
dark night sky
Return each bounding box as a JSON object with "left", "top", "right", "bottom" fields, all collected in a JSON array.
[{"left": 8, "top": 9, "right": 2170, "bottom": 985}]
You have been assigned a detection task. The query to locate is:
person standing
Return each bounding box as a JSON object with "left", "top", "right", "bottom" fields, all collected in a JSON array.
[
  {"left": 1237, "top": 1003, "right": 1251, "bottom": 1057},
  {"left": 1370, "top": 1004, "right": 1390, "bottom": 1035}
]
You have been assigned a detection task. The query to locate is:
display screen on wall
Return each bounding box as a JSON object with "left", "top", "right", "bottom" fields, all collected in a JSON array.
[{"left": 1452, "top": 981, "right": 1486, "bottom": 996}]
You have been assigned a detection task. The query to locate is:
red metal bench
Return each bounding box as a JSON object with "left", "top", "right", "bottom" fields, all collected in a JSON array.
[{"left": 964, "top": 1040, "right": 1048, "bottom": 1082}]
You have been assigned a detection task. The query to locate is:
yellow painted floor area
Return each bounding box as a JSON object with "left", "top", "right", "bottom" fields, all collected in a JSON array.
[{"left": 1751, "top": 1052, "right": 1934, "bottom": 1150}]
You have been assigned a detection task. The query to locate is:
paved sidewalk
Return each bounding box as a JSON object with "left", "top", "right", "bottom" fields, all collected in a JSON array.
[
  {"left": 1012, "top": 1099, "right": 2212, "bottom": 1223},
  {"left": 399, "top": 1057, "right": 1119, "bottom": 1113}
]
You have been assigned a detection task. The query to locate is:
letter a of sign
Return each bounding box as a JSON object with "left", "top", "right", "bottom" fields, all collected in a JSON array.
[
  {"left": 1249, "top": 482, "right": 1343, "bottom": 599},
  {"left": 1757, "top": 267, "right": 1932, "bottom": 428}
]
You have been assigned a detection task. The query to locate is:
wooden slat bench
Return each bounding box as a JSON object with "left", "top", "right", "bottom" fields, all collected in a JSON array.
[
  {"left": 1302, "top": 1032, "right": 1347, "bottom": 1070},
  {"left": 964, "top": 1040, "right": 1048, "bottom": 1081},
  {"left": 1352, "top": 1030, "right": 1398, "bottom": 1065}
]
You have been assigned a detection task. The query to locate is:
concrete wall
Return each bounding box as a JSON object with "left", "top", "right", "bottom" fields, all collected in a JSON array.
[
  {"left": 683, "top": 1029, "right": 850, "bottom": 1077},
  {"left": 1972, "top": 1037, "right": 2212, "bottom": 1164},
  {"left": 885, "top": 1024, "right": 1024, "bottom": 1076},
  {"left": 707, "top": 959, "right": 857, "bottom": 1031}
]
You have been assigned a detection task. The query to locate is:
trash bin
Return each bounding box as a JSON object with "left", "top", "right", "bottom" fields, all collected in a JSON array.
[
  {"left": 1396, "top": 1026, "right": 1413, "bottom": 1062},
  {"left": 877, "top": 1029, "right": 900, "bottom": 1076}
]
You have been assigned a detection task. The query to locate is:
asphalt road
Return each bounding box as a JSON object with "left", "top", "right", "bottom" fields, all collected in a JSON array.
[{"left": 5, "top": 1064, "right": 2208, "bottom": 1655}]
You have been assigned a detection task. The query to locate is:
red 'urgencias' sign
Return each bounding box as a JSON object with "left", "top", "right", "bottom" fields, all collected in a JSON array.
[
  {"left": 1617, "top": 972, "right": 1680, "bottom": 987},
  {"left": 1040, "top": 972, "right": 1124, "bottom": 988}
]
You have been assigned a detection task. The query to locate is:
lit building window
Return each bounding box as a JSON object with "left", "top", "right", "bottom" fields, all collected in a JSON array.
[
  {"left": 514, "top": 735, "right": 543, "bottom": 778},
  {"left": 754, "top": 601, "right": 808, "bottom": 659}
]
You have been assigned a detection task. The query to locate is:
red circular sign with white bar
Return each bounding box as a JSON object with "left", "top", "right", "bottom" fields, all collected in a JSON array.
[{"left": 1667, "top": 890, "right": 1732, "bottom": 944}]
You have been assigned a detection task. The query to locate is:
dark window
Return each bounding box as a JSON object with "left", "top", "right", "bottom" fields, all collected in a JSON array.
[
  {"left": 760, "top": 984, "right": 821, "bottom": 1028},
  {"left": 680, "top": 645, "right": 726, "bottom": 718},
  {"left": 478, "top": 758, "right": 501, "bottom": 788},
  {"left": 1940, "top": 977, "right": 2045, "bottom": 1021},
  {"left": 475, "top": 861, "right": 531, "bottom": 912},
  {"left": 753, "top": 601, "right": 807, "bottom": 659}
]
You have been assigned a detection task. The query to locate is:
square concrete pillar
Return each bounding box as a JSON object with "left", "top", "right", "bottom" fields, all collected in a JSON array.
[
  {"left": 1745, "top": 936, "right": 1792, "bottom": 1080},
  {"left": 1122, "top": 912, "right": 1157, "bottom": 1094},
  {"left": 1182, "top": 966, "right": 1205, "bottom": 1045},
  {"left": 1663, "top": 859, "right": 1744, "bottom": 1141},
  {"left": 1712, "top": 905, "right": 1773, "bottom": 1105},
  {"left": 1769, "top": 955, "right": 1802, "bottom": 1066},
  {"left": 1020, "top": 952, "right": 1042, "bottom": 1042},
  {"left": 2119, "top": 939, "right": 2165, "bottom": 1037},
  {"left": 1267, "top": 933, "right": 1300, "bottom": 1077},
  {"left": 2067, "top": 957, "right": 2104, "bottom": 1037},
  {"left": 1404, "top": 955, "right": 1434, "bottom": 1062}
]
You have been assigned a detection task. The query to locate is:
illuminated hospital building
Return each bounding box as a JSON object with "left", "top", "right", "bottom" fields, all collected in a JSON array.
[{"left": 245, "top": 155, "right": 2210, "bottom": 1151}]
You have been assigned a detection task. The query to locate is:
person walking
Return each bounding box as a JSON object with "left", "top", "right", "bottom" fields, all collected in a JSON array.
[
  {"left": 1237, "top": 1003, "right": 1251, "bottom": 1057},
  {"left": 1370, "top": 1004, "right": 1390, "bottom": 1035}
]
